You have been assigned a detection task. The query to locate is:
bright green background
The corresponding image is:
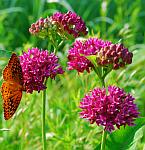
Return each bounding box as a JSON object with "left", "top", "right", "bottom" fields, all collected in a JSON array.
[{"left": 0, "top": 0, "right": 145, "bottom": 150}]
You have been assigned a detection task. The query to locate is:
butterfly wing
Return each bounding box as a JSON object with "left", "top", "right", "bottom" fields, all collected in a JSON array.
[
  {"left": 1, "top": 81, "right": 22, "bottom": 120},
  {"left": 3, "top": 53, "right": 23, "bottom": 85},
  {"left": 1, "top": 53, "right": 24, "bottom": 120}
]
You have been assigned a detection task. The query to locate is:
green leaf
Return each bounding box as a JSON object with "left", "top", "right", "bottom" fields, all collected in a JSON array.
[
  {"left": 0, "top": 49, "right": 12, "bottom": 58},
  {"left": 128, "top": 126, "right": 144, "bottom": 150},
  {"left": 85, "top": 55, "right": 100, "bottom": 74},
  {"left": 106, "top": 117, "right": 145, "bottom": 150},
  {"left": 85, "top": 55, "right": 97, "bottom": 66},
  {"left": 0, "top": 7, "right": 24, "bottom": 15},
  {"left": 85, "top": 55, "right": 102, "bottom": 78}
]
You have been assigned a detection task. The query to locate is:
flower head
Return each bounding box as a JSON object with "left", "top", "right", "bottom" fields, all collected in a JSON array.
[
  {"left": 19, "top": 48, "right": 64, "bottom": 93},
  {"left": 29, "top": 11, "right": 88, "bottom": 39},
  {"left": 51, "top": 11, "right": 88, "bottom": 38},
  {"left": 68, "top": 38, "right": 133, "bottom": 73},
  {"left": 29, "top": 17, "right": 52, "bottom": 38},
  {"left": 80, "top": 86, "right": 139, "bottom": 132}
]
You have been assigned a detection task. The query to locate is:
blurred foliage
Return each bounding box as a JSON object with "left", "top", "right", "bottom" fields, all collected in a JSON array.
[{"left": 0, "top": 0, "right": 145, "bottom": 149}]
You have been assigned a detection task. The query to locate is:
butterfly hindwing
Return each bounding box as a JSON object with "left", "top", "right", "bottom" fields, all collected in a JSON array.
[{"left": 1, "top": 81, "right": 22, "bottom": 120}]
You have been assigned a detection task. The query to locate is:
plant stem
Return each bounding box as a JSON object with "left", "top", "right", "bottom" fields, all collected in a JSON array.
[
  {"left": 100, "top": 77, "right": 107, "bottom": 150},
  {"left": 101, "top": 130, "right": 107, "bottom": 150},
  {"left": 42, "top": 79, "right": 47, "bottom": 150},
  {"left": 101, "top": 77, "right": 105, "bottom": 88}
]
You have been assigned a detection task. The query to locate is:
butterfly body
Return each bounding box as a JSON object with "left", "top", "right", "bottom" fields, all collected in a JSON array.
[{"left": 1, "top": 53, "right": 24, "bottom": 120}]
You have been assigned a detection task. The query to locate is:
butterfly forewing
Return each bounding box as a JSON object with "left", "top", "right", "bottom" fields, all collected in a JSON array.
[{"left": 3, "top": 53, "right": 23, "bottom": 85}]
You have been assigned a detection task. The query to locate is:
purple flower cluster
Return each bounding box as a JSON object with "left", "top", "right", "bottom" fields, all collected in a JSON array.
[
  {"left": 29, "top": 11, "right": 88, "bottom": 39},
  {"left": 19, "top": 48, "right": 64, "bottom": 93},
  {"left": 51, "top": 11, "right": 88, "bottom": 38},
  {"left": 97, "top": 43, "right": 133, "bottom": 69},
  {"left": 80, "top": 86, "right": 139, "bottom": 132},
  {"left": 68, "top": 38, "right": 133, "bottom": 73},
  {"left": 68, "top": 38, "right": 111, "bottom": 72},
  {"left": 29, "top": 17, "right": 51, "bottom": 38}
]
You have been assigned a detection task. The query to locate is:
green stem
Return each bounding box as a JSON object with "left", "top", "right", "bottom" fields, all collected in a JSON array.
[
  {"left": 54, "top": 40, "right": 64, "bottom": 54},
  {"left": 101, "top": 130, "right": 107, "bottom": 150},
  {"left": 57, "top": 40, "right": 64, "bottom": 50},
  {"left": 50, "top": 38, "right": 57, "bottom": 53},
  {"left": 100, "top": 76, "right": 107, "bottom": 150},
  {"left": 42, "top": 79, "right": 47, "bottom": 150},
  {"left": 92, "top": 66, "right": 102, "bottom": 79},
  {"left": 101, "top": 77, "right": 105, "bottom": 88}
]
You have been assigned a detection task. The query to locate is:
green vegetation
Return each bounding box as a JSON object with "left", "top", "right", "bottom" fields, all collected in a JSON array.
[{"left": 0, "top": 0, "right": 145, "bottom": 149}]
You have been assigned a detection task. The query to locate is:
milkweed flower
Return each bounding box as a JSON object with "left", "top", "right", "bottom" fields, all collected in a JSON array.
[
  {"left": 51, "top": 11, "right": 88, "bottom": 38},
  {"left": 29, "top": 17, "right": 52, "bottom": 38},
  {"left": 68, "top": 38, "right": 133, "bottom": 73},
  {"left": 29, "top": 11, "right": 88, "bottom": 39},
  {"left": 19, "top": 48, "right": 64, "bottom": 93},
  {"left": 80, "top": 86, "right": 139, "bottom": 132}
]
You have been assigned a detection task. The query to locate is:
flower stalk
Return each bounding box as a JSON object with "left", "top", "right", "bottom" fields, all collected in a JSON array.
[
  {"left": 100, "top": 77, "right": 106, "bottom": 150},
  {"left": 42, "top": 78, "right": 47, "bottom": 150},
  {"left": 101, "top": 130, "right": 107, "bottom": 150}
]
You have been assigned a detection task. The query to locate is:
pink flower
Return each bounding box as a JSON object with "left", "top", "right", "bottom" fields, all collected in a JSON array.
[
  {"left": 80, "top": 86, "right": 139, "bottom": 132},
  {"left": 29, "top": 11, "right": 88, "bottom": 39},
  {"left": 19, "top": 48, "right": 64, "bottom": 93},
  {"left": 51, "top": 11, "right": 88, "bottom": 38},
  {"left": 68, "top": 38, "right": 133, "bottom": 73},
  {"left": 29, "top": 17, "right": 51, "bottom": 38}
]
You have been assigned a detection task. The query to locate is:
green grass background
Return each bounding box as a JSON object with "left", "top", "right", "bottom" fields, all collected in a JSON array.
[{"left": 0, "top": 0, "right": 145, "bottom": 149}]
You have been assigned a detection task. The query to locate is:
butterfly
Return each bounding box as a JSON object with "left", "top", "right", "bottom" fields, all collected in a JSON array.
[{"left": 1, "top": 53, "right": 24, "bottom": 120}]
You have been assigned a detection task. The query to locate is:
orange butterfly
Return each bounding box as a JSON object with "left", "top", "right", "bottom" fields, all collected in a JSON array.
[{"left": 1, "top": 53, "right": 24, "bottom": 120}]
